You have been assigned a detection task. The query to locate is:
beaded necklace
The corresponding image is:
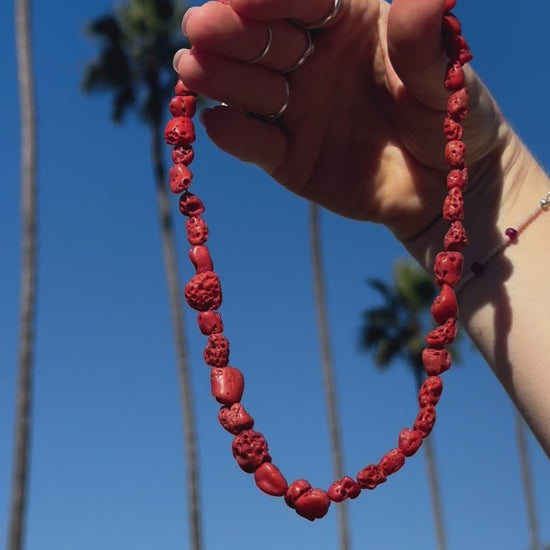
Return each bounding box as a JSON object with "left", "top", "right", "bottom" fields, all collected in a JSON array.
[{"left": 163, "top": 0, "right": 472, "bottom": 521}]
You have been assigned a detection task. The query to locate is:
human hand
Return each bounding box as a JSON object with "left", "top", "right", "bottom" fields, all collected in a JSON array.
[{"left": 174, "top": 0, "right": 508, "bottom": 242}]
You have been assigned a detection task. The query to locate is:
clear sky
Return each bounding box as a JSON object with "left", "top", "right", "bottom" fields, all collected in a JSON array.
[{"left": 1, "top": 1, "right": 549, "bottom": 550}]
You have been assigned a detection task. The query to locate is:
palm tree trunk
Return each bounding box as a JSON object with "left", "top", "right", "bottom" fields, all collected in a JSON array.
[
  {"left": 8, "top": 0, "right": 38, "bottom": 548},
  {"left": 309, "top": 203, "right": 351, "bottom": 550},
  {"left": 151, "top": 121, "right": 202, "bottom": 550},
  {"left": 515, "top": 412, "right": 541, "bottom": 550},
  {"left": 413, "top": 369, "right": 447, "bottom": 550}
]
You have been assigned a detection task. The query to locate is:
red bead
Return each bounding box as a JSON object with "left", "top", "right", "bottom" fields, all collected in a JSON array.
[
  {"left": 444, "top": 221, "right": 468, "bottom": 251},
  {"left": 505, "top": 227, "right": 518, "bottom": 241},
  {"left": 426, "top": 317, "right": 458, "bottom": 347},
  {"left": 179, "top": 192, "right": 205, "bottom": 217},
  {"left": 446, "top": 168, "right": 467, "bottom": 191},
  {"left": 443, "top": 187, "right": 464, "bottom": 221},
  {"left": 444, "top": 0, "right": 456, "bottom": 10},
  {"left": 444, "top": 61, "right": 464, "bottom": 91},
  {"left": 232, "top": 430, "right": 271, "bottom": 473},
  {"left": 169, "top": 95, "right": 197, "bottom": 118},
  {"left": 444, "top": 140, "right": 466, "bottom": 168},
  {"left": 172, "top": 145, "right": 194, "bottom": 166},
  {"left": 186, "top": 216, "right": 209, "bottom": 245},
  {"left": 189, "top": 245, "right": 213, "bottom": 273},
  {"left": 356, "top": 464, "right": 387, "bottom": 490},
  {"left": 285, "top": 479, "right": 312, "bottom": 509},
  {"left": 218, "top": 403, "right": 254, "bottom": 434},
  {"left": 431, "top": 283, "right": 458, "bottom": 324},
  {"left": 397, "top": 428, "right": 423, "bottom": 457},
  {"left": 418, "top": 376, "right": 444, "bottom": 407},
  {"left": 447, "top": 88, "right": 470, "bottom": 121},
  {"left": 433, "top": 251, "right": 463, "bottom": 287},
  {"left": 210, "top": 366, "right": 244, "bottom": 406},
  {"left": 327, "top": 476, "right": 361, "bottom": 502},
  {"left": 294, "top": 489, "right": 331, "bottom": 521},
  {"left": 174, "top": 79, "right": 198, "bottom": 96},
  {"left": 379, "top": 449, "right": 406, "bottom": 475},
  {"left": 445, "top": 35, "right": 473, "bottom": 65},
  {"left": 254, "top": 463, "right": 288, "bottom": 497},
  {"left": 442, "top": 13, "right": 462, "bottom": 36},
  {"left": 169, "top": 163, "right": 193, "bottom": 193},
  {"left": 414, "top": 405, "right": 437, "bottom": 438},
  {"left": 204, "top": 334, "right": 230, "bottom": 367},
  {"left": 443, "top": 117, "right": 464, "bottom": 141},
  {"left": 164, "top": 117, "right": 195, "bottom": 147},
  {"left": 184, "top": 271, "right": 222, "bottom": 311},
  {"left": 422, "top": 348, "right": 452, "bottom": 376},
  {"left": 197, "top": 311, "right": 224, "bottom": 335}
]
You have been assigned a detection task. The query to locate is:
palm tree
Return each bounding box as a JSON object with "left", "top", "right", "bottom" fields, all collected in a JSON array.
[
  {"left": 359, "top": 260, "right": 448, "bottom": 550},
  {"left": 309, "top": 204, "right": 351, "bottom": 550},
  {"left": 82, "top": 2, "right": 202, "bottom": 549},
  {"left": 7, "top": 0, "right": 39, "bottom": 549}
]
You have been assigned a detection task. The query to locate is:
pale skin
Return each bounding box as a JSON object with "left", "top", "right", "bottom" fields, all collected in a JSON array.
[{"left": 175, "top": 0, "right": 550, "bottom": 456}]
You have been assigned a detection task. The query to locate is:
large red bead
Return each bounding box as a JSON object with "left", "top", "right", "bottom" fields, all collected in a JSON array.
[
  {"left": 433, "top": 251, "right": 463, "bottom": 287},
  {"left": 443, "top": 187, "right": 465, "bottom": 221},
  {"left": 443, "top": 117, "right": 463, "bottom": 141},
  {"left": 164, "top": 117, "right": 195, "bottom": 147},
  {"left": 254, "top": 463, "right": 288, "bottom": 496},
  {"left": 414, "top": 405, "right": 437, "bottom": 438},
  {"left": 444, "top": 61, "right": 464, "bottom": 91},
  {"left": 179, "top": 192, "right": 205, "bottom": 217},
  {"left": 218, "top": 403, "right": 254, "bottom": 434},
  {"left": 172, "top": 145, "right": 195, "bottom": 166},
  {"left": 446, "top": 168, "right": 467, "bottom": 191},
  {"left": 447, "top": 88, "right": 470, "bottom": 121},
  {"left": 285, "top": 479, "right": 311, "bottom": 509},
  {"left": 210, "top": 366, "right": 244, "bottom": 406},
  {"left": 431, "top": 283, "right": 458, "bottom": 324},
  {"left": 197, "top": 311, "right": 224, "bottom": 335},
  {"left": 444, "top": 221, "right": 468, "bottom": 251},
  {"left": 327, "top": 476, "right": 361, "bottom": 502},
  {"left": 426, "top": 317, "right": 458, "bottom": 347},
  {"left": 294, "top": 489, "right": 331, "bottom": 521},
  {"left": 186, "top": 216, "right": 209, "bottom": 245},
  {"left": 204, "top": 334, "right": 230, "bottom": 367},
  {"left": 379, "top": 449, "right": 406, "bottom": 475},
  {"left": 398, "top": 428, "right": 423, "bottom": 457},
  {"left": 189, "top": 245, "right": 213, "bottom": 273},
  {"left": 231, "top": 430, "right": 271, "bottom": 473},
  {"left": 418, "top": 376, "right": 444, "bottom": 407},
  {"left": 169, "top": 163, "right": 193, "bottom": 193},
  {"left": 184, "top": 271, "right": 222, "bottom": 311},
  {"left": 422, "top": 348, "right": 452, "bottom": 376},
  {"left": 444, "top": 140, "right": 466, "bottom": 168},
  {"left": 169, "top": 95, "right": 197, "bottom": 118},
  {"left": 356, "top": 464, "right": 387, "bottom": 490}
]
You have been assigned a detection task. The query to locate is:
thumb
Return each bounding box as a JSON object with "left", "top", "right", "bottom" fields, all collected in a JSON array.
[{"left": 387, "top": 0, "right": 449, "bottom": 109}]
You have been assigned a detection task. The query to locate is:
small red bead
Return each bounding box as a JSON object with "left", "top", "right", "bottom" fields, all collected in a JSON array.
[
  {"left": 444, "top": 61, "right": 464, "bottom": 91},
  {"left": 186, "top": 216, "right": 209, "bottom": 245},
  {"left": 418, "top": 376, "right": 444, "bottom": 408},
  {"left": 422, "top": 348, "right": 452, "bottom": 376},
  {"left": 254, "top": 463, "right": 288, "bottom": 497},
  {"left": 431, "top": 283, "right": 458, "bottom": 324},
  {"left": 444, "top": 221, "right": 468, "bottom": 251},
  {"left": 434, "top": 251, "right": 464, "bottom": 287},
  {"left": 327, "top": 476, "right": 361, "bottom": 502},
  {"left": 446, "top": 168, "right": 467, "bottom": 191},
  {"left": 444, "top": 0, "right": 456, "bottom": 10},
  {"left": 443, "top": 187, "right": 465, "bottom": 221},
  {"left": 204, "top": 334, "right": 230, "bottom": 367},
  {"left": 179, "top": 192, "right": 205, "bottom": 217},
  {"left": 356, "top": 464, "right": 387, "bottom": 489},
  {"left": 172, "top": 145, "right": 195, "bottom": 166},
  {"left": 443, "top": 117, "right": 464, "bottom": 141},
  {"left": 164, "top": 117, "right": 196, "bottom": 147},
  {"left": 379, "top": 449, "right": 406, "bottom": 475},
  {"left": 210, "top": 366, "right": 244, "bottom": 406},
  {"left": 505, "top": 227, "right": 518, "bottom": 241},
  {"left": 218, "top": 403, "right": 254, "bottom": 434},
  {"left": 398, "top": 428, "right": 423, "bottom": 457},
  {"left": 189, "top": 245, "right": 213, "bottom": 273},
  {"left": 169, "top": 95, "right": 197, "bottom": 118},
  {"left": 444, "top": 140, "right": 466, "bottom": 168},
  {"left": 232, "top": 430, "right": 271, "bottom": 473},
  {"left": 447, "top": 88, "right": 470, "bottom": 121},
  {"left": 174, "top": 79, "right": 198, "bottom": 96},
  {"left": 169, "top": 163, "right": 193, "bottom": 193},
  {"left": 425, "top": 317, "right": 458, "bottom": 347},
  {"left": 414, "top": 405, "right": 437, "bottom": 438},
  {"left": 197, "top": 311, "right": 224, "bottom": 335},
  {"left": 294, "top": 489, "right": 331, "bottom": 521},
  {"left": 285, "top": 479, "right": 312, "bottom": 509},
  {"left": 442, "top": 13, "right": 462, "bottom": 36}
]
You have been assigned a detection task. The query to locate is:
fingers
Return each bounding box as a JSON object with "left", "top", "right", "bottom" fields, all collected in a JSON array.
[
  {"left": 201, "top": 106, "right": 287, "bottom": 176},
  {"left": 387, "top": 0, "right": 449, "bottom": 108}
]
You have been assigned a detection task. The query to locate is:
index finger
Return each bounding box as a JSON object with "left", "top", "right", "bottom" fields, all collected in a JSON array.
[{"left": 227, "top": 0, "right": 344, "bottom": 28}]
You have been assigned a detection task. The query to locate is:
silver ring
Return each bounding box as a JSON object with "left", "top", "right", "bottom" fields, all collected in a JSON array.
[
  {"left": 264, "top": 77, "right": 290, "bottom": 120},
  {"left": 248, "top": 23, "right": 273, "bottom": 63},
  {"left": 304, "top": 0, "right": 343, "bottom": 29},
  {"left": 282, "top": 29, "right": 315, "bottom": 73}
]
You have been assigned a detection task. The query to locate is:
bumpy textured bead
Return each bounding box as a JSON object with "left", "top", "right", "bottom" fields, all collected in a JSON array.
[
  {"left": 189, "top": 245, "right": 214, "bottom": 273},
  {"left": 232, "top": 429, "right": 272, "bottom": 473},
  {"left": 186, "top": 216, "right": 209, "bottom": 245},
  {"left": 294, "top": 488, "right": 331, "bottom": 521},
  {"left": 169, "top": 95, "right": 197, "bottom": 118},
  {"left": 164, "top": 117, "right": 196, "bottom": 147},
  {"left": 210, "top": 366, "right": 244, "bottom": 406},
  {"left": 431, "top": 283, "right": 458, "bottom": 324},
  {"left": 444, "top": 140, "right": 466, "bottom": 168},
  {"left": 446, "top": 168, "right": 467, "bottom": 191},
  {"left": 254, "top": 463, "right": 288, "bottom": 497},
  {"left": 218, "top": 402, "right": 255, "bottom": 434},
  {"left": 179, "top": 192, "right": 205, "bottom": 217},
  {"left": 327, "top": 476, "right": 361, "bottom": 502},
  {"left": 426, "top": 317, "right": 458, "bottom": 346},
  {"left": 443, "top": 221, "right": 468, "bottom": 251},
  {"left": 443, "top": 187, "right": 464, "bottom": 221},
  {"left": 444, "top": 61, "right": 464, "bottom": 91},
  {"left": 422, "top": 348, "right": 452, "bottom": 376},
  {"left": 414, "top": 405, "right": 437, "bottom": 438},
  {"left": 169, "top": 163, "right": 193, "bottom": 193},
  {"left": 379, "top": 449, "right": 406, "bottom": 475},
  {"left": 184, "top": 271, "right": 222, "bottom": 311},
  {"left": 418, "top": 376, "right": 444, "bottom": 407},
  {"left": 442, "top": 13, "right": 462, "bottom": 36},
  {"left": 434, "top": 251, "right": 463, "bottom": 287},
  {"left": 204, "top": 333, "right": 230, "bottom": 367},
  {"left": 443, "top": 117, "right": 464, "bottom": 141},
  {"left": 197, "top": 311, "right": 224, "bottom": 335},
  {"left": 397, "top": 428, "right": 423, "bottom": 457},
  {"left": 447, "top": 88, "right": 470, "bottom": 121},
  {"left": 356, "top": 464, "right": 387, "bottom": 490},
  {"left": 174, "top": 79, "right": 197, "bottom": 96},
  {"left": 285, "top": 479, "right": 312, "bottom": 509},
  {"left": 445, "top": 35, "right": 473, "bottom": 65},
  {"left": 172, "top": 145, "right": 195, "bottom": 165}
]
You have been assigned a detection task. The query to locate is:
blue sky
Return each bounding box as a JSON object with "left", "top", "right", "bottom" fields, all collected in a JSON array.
[{"left": 1, "top": 1, "right": 549, "bottom": 550}]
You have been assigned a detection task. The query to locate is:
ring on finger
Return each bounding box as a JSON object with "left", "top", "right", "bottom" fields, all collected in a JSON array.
[
  {"left": 295, "top": 0, "right": 343, "bottom": 30},
  {"left": 248, "top": 23, "right": 273, "bottom": 63},
  {"left": 264, "top": 77, "right": 290, "bottom": 120},
  {"left": 282, "top": 28, "right": 315, "bottom": 73}
]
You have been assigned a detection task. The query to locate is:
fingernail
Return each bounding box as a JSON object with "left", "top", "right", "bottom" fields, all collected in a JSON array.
[
  {"left": 182, "top": 6, "right": 198, "bottom": 36},
  {"left": 172, "top": 48, "right": 187, "bottom": 73}
]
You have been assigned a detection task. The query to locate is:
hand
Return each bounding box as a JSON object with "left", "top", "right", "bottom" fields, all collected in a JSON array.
[{"left": 174, "top": 0, "right": 508, "bottom": 241}]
